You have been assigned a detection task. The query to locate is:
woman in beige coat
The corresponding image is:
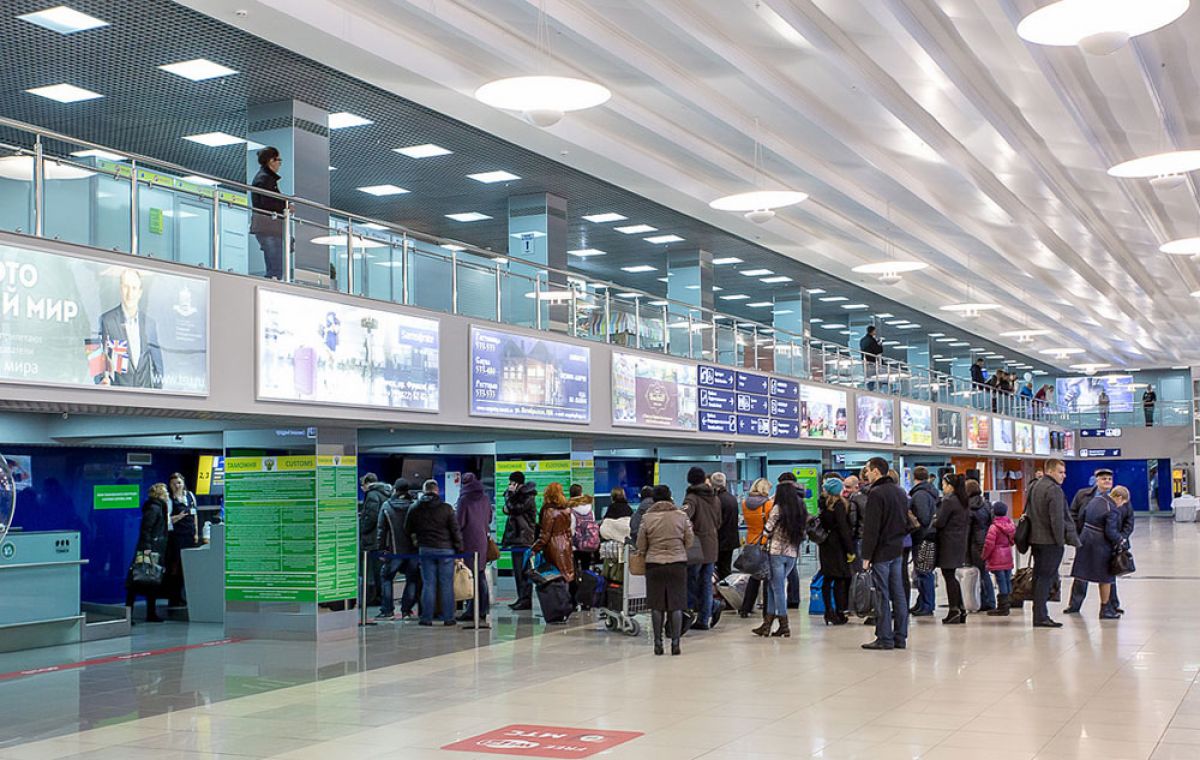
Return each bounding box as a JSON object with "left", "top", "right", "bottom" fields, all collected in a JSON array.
[{"left": 635, "top": 484, "right": 694, "bottom": 656}]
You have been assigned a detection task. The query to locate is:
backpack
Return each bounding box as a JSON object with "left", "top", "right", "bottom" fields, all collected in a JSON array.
[
  {"left": 573, "top": 510, "right": 601, "bottom": 552},
  {"left": 806, "top": 514, "right": 829, "bottom": 544}
]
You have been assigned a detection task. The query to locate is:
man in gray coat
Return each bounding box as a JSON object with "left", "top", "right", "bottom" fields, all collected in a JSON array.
[{"left": 1027, "top": 459, "right": 1070, "bottom": 628}]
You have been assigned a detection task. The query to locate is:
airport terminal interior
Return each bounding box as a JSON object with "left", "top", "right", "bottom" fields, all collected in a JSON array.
[{"left": 2, "top": 1, "right": 1200, "bottom": 758}]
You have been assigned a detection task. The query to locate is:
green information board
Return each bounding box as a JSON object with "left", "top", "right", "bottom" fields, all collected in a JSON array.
[
  {"left": 93, "top": 484, "right": 141, "bottom": 510},
  {"left": 224, "top": 455, "right": 318, "bottom": 602},
  {"left": 316, "top": 455, "right": 359, "bottom": 602},
  {"left": 494, "top": 459, "right": 574, "bottom": 571},
  {"left": 791, "top": 466, "right": 821, "bottom": 516}
]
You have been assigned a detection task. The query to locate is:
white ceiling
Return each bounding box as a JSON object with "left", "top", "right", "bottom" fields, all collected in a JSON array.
[{"left": 182, "top": 0, "right": 1200, "bottom": 369}]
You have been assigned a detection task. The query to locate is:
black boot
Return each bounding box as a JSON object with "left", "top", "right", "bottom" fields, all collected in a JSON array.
[
  {"left": 752, "top": 614, "right": 776, "bottom": 637},
  {"left": 670, "top": 611, "right": 683, "bottom": 655},
  {"left": 651, "top": 610, "right": 665, "bottom": 655},
  {"left": 987, "top": 594, "right": 1011, "bottom": 617},
  {"left": 1099, "top": 601, "right": 1121, "bottom": 620},
  {"left": 770, "top": 615, "right": 791, "bottom": 638},
  {"left": 942, "top": 609, "right": 963, "bottom": 625}
]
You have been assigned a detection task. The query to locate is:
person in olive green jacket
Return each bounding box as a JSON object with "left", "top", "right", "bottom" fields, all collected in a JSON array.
[{"left": 636, "top": 484, "right": 694, "bottom": 656}]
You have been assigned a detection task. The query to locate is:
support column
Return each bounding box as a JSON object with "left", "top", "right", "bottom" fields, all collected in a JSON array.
[
  {"left": 506, "top": 193, "right": 568, "bottom": 330},
  {"left": 772, "top": 290, "right": 811, "bottom": 378},
  {"left": 666, "top": 249, "right": 714, "bottom": 359},
  {"left": 246, "top": 100, "right": 331, "bottom": 285}
]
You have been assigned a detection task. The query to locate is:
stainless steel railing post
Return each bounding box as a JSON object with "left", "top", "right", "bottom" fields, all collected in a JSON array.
[
  {"left": 495, "top": 260, "right": 503, "bottom": 322},
  {"left": 282, "top": 203, "right": 293, "bottom": 283},
  {"left": 345, "top": 223, "right": 356, "bottom": 294},
  {"left": 451, "top": 250, "right": 459, "bottom": 314},
  {"left": 32, "top": 136, "right": 44, "bottom": 237},
  {"left": 211, "top": 190, "right": 221, "bottom": 270},
  {"left": 129, "top": 159, "right": 139, "bottom": 254}
]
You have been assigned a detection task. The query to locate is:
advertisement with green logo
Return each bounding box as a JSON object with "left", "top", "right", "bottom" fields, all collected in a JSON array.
[{"left": 790, "top": 466, "right": 821, "bottom": 515}]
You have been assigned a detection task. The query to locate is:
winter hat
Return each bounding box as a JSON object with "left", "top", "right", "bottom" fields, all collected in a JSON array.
[
  {"left": 508, "top": 471, "right": 525, "bottom": 484},
  {"left": 823, "top": 478, "right": 844, "bottom": 496},
  {"left": 392, "top": 477, "right": 411, "bottom": 494},
  {"left": 687, "top": 466, "right": 707, "bottom": 486},
  {"left": 993, "top": 502, "right": 1008, "bottom": 517}
]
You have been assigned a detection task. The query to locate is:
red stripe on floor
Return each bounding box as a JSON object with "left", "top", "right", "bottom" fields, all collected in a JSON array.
[{"left": 0, "top": 638, "right": 246, "bottom": 682}]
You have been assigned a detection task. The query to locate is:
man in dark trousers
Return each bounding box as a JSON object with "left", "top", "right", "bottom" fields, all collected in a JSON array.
[
  {"left": 908, "top": 466, "right": 939, "bottom": 616},
  {"left": 358, "top": 473, "right": 392, "bottom": 606},
  {"left": 860, "top": 457, "right": 910, "bottom": 651},
  {"left": 1142, "top": 386, "right": 1157, "bottom": 427},
  {"left": 1064, "top": 468, "right": 1114, "bottom": 615},
  {"left": 1027, "top": 458, "right": 1073, "bottom": 628},
  {"left": 859, "top": 325, "right": 884, "bottom": 391},
  {"left": 375, "top": 478, "right": 420, "bottom": 619},
  {"left": 711, "top": 472, "right": 740, "bottom": 580}
]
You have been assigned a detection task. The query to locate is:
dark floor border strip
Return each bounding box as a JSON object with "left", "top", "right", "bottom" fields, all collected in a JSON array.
[{"left": 0, "top": 638, "right": 245, "bottom": 683}]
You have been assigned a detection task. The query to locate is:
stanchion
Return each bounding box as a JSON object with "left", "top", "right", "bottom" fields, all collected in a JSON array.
[
  {"left": 360, "top": 549, "right": 376, "bottom": 627},
  {"left": 472, "top": 552, "right": 480, "bottom": 631}
]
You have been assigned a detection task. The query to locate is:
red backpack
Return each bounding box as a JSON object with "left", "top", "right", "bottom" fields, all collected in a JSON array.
[{"left": 573, "top": 509, "right": 601, "bottom": 552}]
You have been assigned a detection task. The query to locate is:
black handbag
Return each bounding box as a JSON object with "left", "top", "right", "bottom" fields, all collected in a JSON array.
[
  {"left": 806, "top": 514, "right": 829, "bottom": 545},
  {"left": 128, "top": 558, "right": 164, "bottom": 590},
  {"left": 1014, "top": 513, "right": 1032, "bottom": 554},
  {"left": 1110, "top": 546, "right": 1136, "bottom": 577},
  {"left": 734, "top": 542, "right": 770, "bottom": 580}
]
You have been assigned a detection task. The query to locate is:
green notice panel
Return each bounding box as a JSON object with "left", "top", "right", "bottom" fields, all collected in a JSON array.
[
  {"left": 224, "top": 456, "right": 318, "bottom": 602},
  {"left": 316, "top": 456, "right": 358, "bottom": 602},
  {"left": 93, "top": 484, "right": 141, "bottom": 510}
]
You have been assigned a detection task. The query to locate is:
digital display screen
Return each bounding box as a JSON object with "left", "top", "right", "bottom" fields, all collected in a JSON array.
[
  {"left": 967, "top": 413, "right": 991, "bottom": 450},
  {"left": 994, "top": 417, "right": 1015, "bottom": 453},
  {"left": 800, "top": 385, "right": 848, "bottom": 440},
  {"left": 257, "top": 289, "right": 439, "bottom": 410},
  {"left": 612, "top": 352, "right": 697, "bottom": 430},
  {"left": 1057, "top": 375, "right": 1134, "bottom": 412},
  {"left": 0, "top": 244, "right": 208, "bottom": 393},
  {"left": 900, "top": 402, "right": 933, "bottom": 446},
  {"left": 855, "top": 395, "right": 895, "bottom": 444},
  {"left": 938, "top": 408, "right": 963, "bottom": 448},
  {"left": 469, "top": 327, "right": 590, "bottom": 423}
]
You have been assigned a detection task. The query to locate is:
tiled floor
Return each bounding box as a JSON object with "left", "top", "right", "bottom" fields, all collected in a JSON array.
[{"left": 2, "top": 518, "right": 1198, "bottom": 760}]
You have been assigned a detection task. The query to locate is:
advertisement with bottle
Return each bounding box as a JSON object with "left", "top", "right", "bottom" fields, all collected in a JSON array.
[{"left": 966, "top": 413, "right": 991, "bottom": 450}]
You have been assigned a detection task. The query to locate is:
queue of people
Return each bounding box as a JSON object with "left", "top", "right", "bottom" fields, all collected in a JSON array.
[{"left": 125, "top": 475, "right": 201, "bottom": 624}]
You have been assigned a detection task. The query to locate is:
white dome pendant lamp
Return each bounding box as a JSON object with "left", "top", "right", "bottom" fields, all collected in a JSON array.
[
  {"left": 851, "top": 202, "right": 928, "bottom": 285},
  {"left": 710, "top": 119, "right": 808, "bottom": 223},
  {"left": 475, "top": 2, "right": 610, "bottom": 127},
  {"left": 1017, "top": 0, "right": 1189, "bottom": 56}
]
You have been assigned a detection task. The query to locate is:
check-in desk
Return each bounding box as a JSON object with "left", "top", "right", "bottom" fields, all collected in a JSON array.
[
  {"left": 180, "top": 524, "right": 224, "bottom": 623},
  {"left": 0, "top": 530, "right": 86, "bottom": 652}
]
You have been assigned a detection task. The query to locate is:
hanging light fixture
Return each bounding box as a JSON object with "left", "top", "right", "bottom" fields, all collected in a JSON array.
[
  {"left": 1039, "top": 347, "right": 1085, "bottom": 359},
  {"left": 1159, "top": 237, "right": 1200, "bottom": 255},
  {"left": 1108, "top": 150, "right": 1200, "bottom": 190},
  {"left": 941, "top": 256, "right": 998, "bottom": 317},
  {"left": 850, "top": 202, "right": 927, "bottom": 284},
  {"left": 1017, "top": 0, "right": 1189, "bottom": 56},
  {"left": 1000, "top": 328, "right": 1052, "bottom": 345},
  {"left": 1070, "top": 362, "right": 1111, "bottom": 375},
  {"left": 710, "top": 119, "right": 808, "bottom": 223},
  {"left": 475, "top": 2, "right": 610, "bottom": 127}
]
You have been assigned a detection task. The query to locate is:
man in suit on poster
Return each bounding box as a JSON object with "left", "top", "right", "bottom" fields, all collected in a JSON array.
[{"left": 97, "top": 268, "right": 163, "bottom": 389}]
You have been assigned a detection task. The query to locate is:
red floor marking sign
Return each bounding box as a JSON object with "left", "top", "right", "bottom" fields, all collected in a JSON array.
[
  {"left": 442, "top": 724, "right": 643, "bottom": 758},
  {"left": 0, "top": 638, "right": 245, "bottom": 682}
]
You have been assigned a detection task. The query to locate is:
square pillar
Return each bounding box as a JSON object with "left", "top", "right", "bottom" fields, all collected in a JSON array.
[
  {"left": 666, "top": 249, "right": 714, "bottom": 359},
  {"left": 506, "top": 193, "right": 568, "bottom": 330}
]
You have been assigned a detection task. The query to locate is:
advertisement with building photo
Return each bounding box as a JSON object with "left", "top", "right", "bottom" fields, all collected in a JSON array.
[
  {"left": 469, "top": 327, "right": 590, "bottom": 423},
  {"left": 257, "top": 290, "right": 440, "bottom": 410},
  {"left": 0, "top": 244, "right": 208, "bottom": 393},
  {"left": 611, "top": 352, "right": 697, "bottom": 430}
]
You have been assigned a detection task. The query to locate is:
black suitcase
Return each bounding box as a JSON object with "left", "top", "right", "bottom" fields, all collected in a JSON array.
[
  {"left": 538, "top": 579, "right": 573, "bottom": 623},
  {"left": 575, "top": 569, "right": 605, "bottom": 610}
]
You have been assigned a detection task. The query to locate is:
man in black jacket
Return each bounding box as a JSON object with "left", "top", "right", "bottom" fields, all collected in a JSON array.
[
  {"left": 405, "top": 480, "right": 463, "bottom": 627},
  {"left": 1064, "top": 468, "right": 1113, "bottom": 615},
  {"left": 1028, "top": 459, "right": 1073, "bottom": 628},
  {"left": 501, "top": 471, "right": 539, "bottom": 611},
  {"left": 375, "top": 478, "right": 420, "bottom": 620},
  {"left": 859, "top": 326, "right": 884, "bottom": 391},
  {"left": 860, "top": 457, "right": 910, "bottom": 651},
  {"left": 711, "top": 472, "right": 740, "bottom": 580},
  {"left": 358, "top": 473, "right": 392, "bottom": 606},
  {"left": 908, "top": 466, "right": 939, "bottom": 616}
]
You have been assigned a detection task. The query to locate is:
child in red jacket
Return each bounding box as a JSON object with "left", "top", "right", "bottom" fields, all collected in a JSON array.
[{"left": 982, "top": 503, "right": 1016, "bottom": 616}]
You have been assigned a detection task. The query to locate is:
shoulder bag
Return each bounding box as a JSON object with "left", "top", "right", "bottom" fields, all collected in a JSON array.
[
  {"left": 453, "top": 560, "right": 475, "bottom": 601},
  {"left": 1109, "top": 545, "right": 1136, "bottom": 577},
  {"left": 627, "top": 549, "right": 647, "bottom": 576},
  {"left": 486, "top": 536, "right": 501, "bottom": 563},
  {"left": 914, "top": 538, "right": 937, "bottom": 574},
  {"left": 806, "top": 514, "right": 829, "bottom": 545},
  {"left": 1014, "top": 513, "right": 1032, "bottom": 554}
]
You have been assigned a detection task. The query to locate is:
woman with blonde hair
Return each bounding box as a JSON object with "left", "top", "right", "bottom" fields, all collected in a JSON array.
[
  {"left": 1071, "top": 484, "right": 1129, "bottom": 620},
  {"left": 126, "top": 482, "right": 169, "bottom": 623},
  {"left": 737, "top": 478, "right": 773, "bottom": 618}
]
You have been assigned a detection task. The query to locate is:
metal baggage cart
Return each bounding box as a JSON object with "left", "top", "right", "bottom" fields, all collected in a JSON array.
[{"left": 597, "top": 543, "right": 647, "bottom": 637}]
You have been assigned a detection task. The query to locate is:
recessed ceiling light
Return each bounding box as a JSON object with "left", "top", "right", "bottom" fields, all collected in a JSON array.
[
  {"left": 468, "top": 170, "right": 521, "bottom": 183},
  {"left": 358, "top": 184, "right": 409, "bottom": 196},
  {"left": 445, "top": 212, "right": 491, "bottom": 222},
  {"left": 568, "top": 248, "right": 606, "bottom": 257},
  {"left": 928, "top": 333, "right": 945, "bottom": 338},
  {"left": 936, "top": 337, "right": 957, "bottom": 343},
  {"left": 70, "top": 148, "right": 124, "bottom": 161},
  {"left": 359, "top": 223, "right": 389, "bottom": 231},
  {"left": 656, "top": 277, "right": 670, "bottom": 283},
  {"left": 615, "top": 224, "right": 657, "bottom": 234},
  {"left": 810, "top": 318, "right": 824, "bottom": 323},
  {"left": 772, "top": 309, "right": 794, "bottom": 315},
  {"left": 748, "top": 301, "right": 773, "bottom": 308},
  {"left": 441, "top": 244, "right": 466, "bottom": 251},
  {"left": 621, "top": 265, "right": 657, "bottom": 273},
  {"left": 876, "top": 313, "right": 894, "bottom": 318},
  {"left": 720, "top": 294, "right": 751, "bottom": 301},
  {"left": 616, "top": 292, "right": 640, "bottom": 298},
  {"left": 713, "top": 257, "right": 743, "bottom": 265},
  {"left": 182, "top": 131, "right": 243, "bottom": 147},
  {"left": 582, "top": 212, "right": 626, "bottom": 223},
  {"left": 180, "top": 175, "right": 219, "bottom": 186},
  {"left": 840, "top": 304, "right": 869, "bottom": 310},
  {"left": 25, "top": 83, "right": 102, "bottom": 103},
  {"left": 899, "top": 323, "right": 921, "bottom": 329},
  {"left": 886, "top": 319, "right": 909, "bottom": 326},
  {"left": 328, "top": 112, "right": 372, "bottom": 129},
  {"left": 819, "top": 296, "right": 848, "bottom": 302},
  {"left": 158, "top": 58, "right": 238, "bottom": 82},
  {"left": 839, "top": 330, "right": 854, "bottom": 335},
  {"left": 646, "top": 300, "right": 669, "bottom": 307},
  {"left": 713, "top": 286, "right": 723, "bottom": 292},
  {"left": 328, "top": 166, "right": 337, "bottom": 171},
  {"left": 822, "top": 323, "right": 845, "bottom": 330},
  {"left": 644, "top": 234, "right": 685, "bottom": 244},
  {"left": 393, "top": 143, "right": 452, "bottom": 158},
  {"left": 949, "top": 342, "right": 971, "bottom": 347},
  {"left": 761, "top": 275, "right": 793, "bottom": 284},
  {"left": 807, "top": 288, "right": 826, "bottom": 295},
  {"left": 740, "top": 268, "right": 773, "bottom": 277},
  {"left": 893, "top": 345, "right": 911, "bottom": 350},
  {"left": 18, "top": 6, "right": 108, "bottom": 34}
]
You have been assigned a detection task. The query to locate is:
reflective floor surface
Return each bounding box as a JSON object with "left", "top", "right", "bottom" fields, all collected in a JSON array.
[{"left": 1, "top": 518, "right": 1198, "bottom": 760}]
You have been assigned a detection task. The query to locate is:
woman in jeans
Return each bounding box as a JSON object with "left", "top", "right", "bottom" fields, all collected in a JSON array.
[
  {"left": 752, "top": 481, "right": 807, "bottom": 638},
  {"left": 935, "top": 473, "right": 971, "bottom": 625}
]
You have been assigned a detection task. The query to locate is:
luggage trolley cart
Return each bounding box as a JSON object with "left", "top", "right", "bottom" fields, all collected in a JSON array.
[{"left": 598, "top": 543, "right": 647, "bottom": 637}]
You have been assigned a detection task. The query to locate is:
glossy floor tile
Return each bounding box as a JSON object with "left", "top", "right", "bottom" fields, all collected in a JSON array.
[{"left": 0, "top": 518, "right": 1196, "bottom": 760}]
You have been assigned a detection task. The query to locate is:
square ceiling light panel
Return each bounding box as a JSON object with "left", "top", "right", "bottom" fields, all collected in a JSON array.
[
  {"left": 819, "top": 295, "right": 848, "bottom": 302},
  {"left": 468, "top": 170, "right": 521, "bottom": 183},
  {"left": 712, "top": 257, "right": 743, "bottom": 265},
  {"left": 18, "top": 6, "right": 109, "bottom": 34},
  {"left": 720, "top": 294, "right": 750, "bottom": 301},
  {"left": 582, "top": 212, "right": 627, "bottom": 223},
  {"left": 71, "top": 148, "right": 125, "bottom": 161},
  {"left": 445, "top": 212, "right": 492, "bottom": 222},
  {"left": 761, "top": 276, "right": 792, "bottom": 283},
  {"left": 394, "top": 143, "right": 452, "bottom": 158},
  {"left": 158, "top": 58, "right": 238, "bottom": 81},
  {"left": 182, "top": 131, "right": 244, "bottom": 147},
  {"left": 621, "top": 265, "right": 657, "bottom": 273},
  {"left": 644, "top": 234, "right": 684, "bottom": 244},
  {"left": 568, "top": 248, "right": 605, "bottom": 257},
  {"left": 740, "top": 269, "right": 773, "bottom": 277},
  {"left": 615, "top": 224, "right": 657, "bottom": 234},
  {"left": 25, "top": 83, "right": 102, "bottom": 103},
  {"left": 358, "top": 184, "right": 409, "bottom": 196},
  {"left": 328, "top": 112, "right": 373, "bottom": 129}
]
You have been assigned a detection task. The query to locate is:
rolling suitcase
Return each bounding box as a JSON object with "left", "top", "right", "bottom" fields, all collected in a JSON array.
[
  {"left": 538, "top": 578, "right": 573, "bottom": 623},
  {"left": 574, "top": 569, "right": 605, "bottom": 610},
  {"left": 956, "top": 565, "right": 982, "bottom": 613}
]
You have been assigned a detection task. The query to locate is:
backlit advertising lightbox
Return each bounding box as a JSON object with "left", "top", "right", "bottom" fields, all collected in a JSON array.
[
  {"left": 900, "top": 402, "right": 933, "bottom": 446},
  {"left": 1015, "top": 421, "right": 1033, "bottom": 455},
  {"left": 994, "top": 417, "right": 1015, "bottom": 453},
  {"left": 469, "top": 326, "right": 590, "bottom": 423},
  {"left": 966, "top": 413, "right": 990, "bottom": 451},
  {"left": 799, "top": 384, "right": 848, "bottom": 440},
  {"left": 938, "top": 408, "right": 963, "bottom": 448},
  {"left": 612, "top": 352, "right": 697, "bottom": 430},
  {"left": 855, "top": 395, "right": 895, "bottom": 445}
]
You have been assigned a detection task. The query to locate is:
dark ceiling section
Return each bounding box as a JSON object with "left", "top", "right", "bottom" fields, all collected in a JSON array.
[{"left": 0, "top": 0, "right": 1052, "bottom": 372}]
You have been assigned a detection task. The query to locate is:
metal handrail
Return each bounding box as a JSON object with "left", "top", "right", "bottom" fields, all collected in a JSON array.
[{"left": 0, "top": 114, "right": 1073, "bottom": 421}]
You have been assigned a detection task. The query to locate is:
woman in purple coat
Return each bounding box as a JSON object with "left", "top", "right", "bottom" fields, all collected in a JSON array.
[{"left": 456, "top": 473, "right": 493, "bottom": 629}]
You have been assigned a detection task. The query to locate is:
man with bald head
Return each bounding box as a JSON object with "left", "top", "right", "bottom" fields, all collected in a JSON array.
[{"left": 97, "top": 268, "right": 163, "bottom": 388}]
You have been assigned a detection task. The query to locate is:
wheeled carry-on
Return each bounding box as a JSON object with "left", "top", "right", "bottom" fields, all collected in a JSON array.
[{"left": 597, "top": 542, "right": 647, "bottom": 637}]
